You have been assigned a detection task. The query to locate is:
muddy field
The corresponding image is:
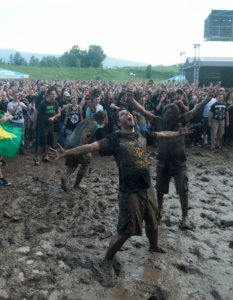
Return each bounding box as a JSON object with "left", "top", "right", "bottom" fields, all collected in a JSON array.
[{"left": 0, "top": 144, "right": 233, "bottom": 300}]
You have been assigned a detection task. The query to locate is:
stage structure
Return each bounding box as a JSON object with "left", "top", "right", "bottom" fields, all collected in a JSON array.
[
  {"left": 204, "top": 10, "right": 233, "bottom": 41},
  {"left": 181, "top": 57, "right": 233, "bottom": 87}
]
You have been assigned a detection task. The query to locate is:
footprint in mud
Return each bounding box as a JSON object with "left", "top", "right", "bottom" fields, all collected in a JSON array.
[{"left": 82, "top": 257, "right": 124, "bottom": 288}]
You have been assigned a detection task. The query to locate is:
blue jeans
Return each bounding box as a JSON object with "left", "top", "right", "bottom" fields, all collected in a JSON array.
[
  {"left": 139, "top": 124, "right": 148, "bottom": 131},
  {"left": 66, "top": 129, "right": 72, "bottom": 142},
  {"left": 10, "top": 122, "right": 26, "bottom": 154}
]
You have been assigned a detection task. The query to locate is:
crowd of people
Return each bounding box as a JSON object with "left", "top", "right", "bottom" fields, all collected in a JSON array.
[
  {"left": 0, "top": 79, "right": 232, "bottom": 162},
  {"left": 0, "top": 77, "right": 232, "bottom": 286}
]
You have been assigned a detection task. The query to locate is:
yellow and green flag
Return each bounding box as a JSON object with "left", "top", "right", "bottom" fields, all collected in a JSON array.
[{"left": 0, "top": 113, "right": 22, "bottom": 158}]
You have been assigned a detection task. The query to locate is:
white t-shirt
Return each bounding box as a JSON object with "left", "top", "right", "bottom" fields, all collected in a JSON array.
[
  {"left": 8, "top": 101, "right": 27, "bottom": 123},
  {"left": 203, "top": 98, "right": 217, "bottom": 118},
  {"left": 86, "top": 104, "right": 104, "bottom": 128}
]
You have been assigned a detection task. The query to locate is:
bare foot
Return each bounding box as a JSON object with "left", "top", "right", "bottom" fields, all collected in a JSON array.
[{"left": 149, "top": 245, "right": 167, "bottom": 253}]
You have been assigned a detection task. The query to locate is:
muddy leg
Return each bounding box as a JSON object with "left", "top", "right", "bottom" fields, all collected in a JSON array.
[
  {"left": 73, "top": 166, "right": 88, "bottom": 189},
  {"left": 157, "top": 192, "right": 164, "bottom": 217},
  {"left": 61, "top": 167, "right": 76, "bottom": 192},
  {"left": 100, "top": 233, "right": 130, "bottom": 288},
  {"left": 104, "top": 233, "right": 130, "bottom": 261},
  {"left": 180, "top": 195, "right": 192, "bottom": 229},
  {"left": 146, "top": 227, "right": 167, "bottom": 253}
]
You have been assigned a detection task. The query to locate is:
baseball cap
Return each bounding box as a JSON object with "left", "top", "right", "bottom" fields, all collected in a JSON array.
[{"left": 63, "top": 92, "right": 70, "bottom": 97}]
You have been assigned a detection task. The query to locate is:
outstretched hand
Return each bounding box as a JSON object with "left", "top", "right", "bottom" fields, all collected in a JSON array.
[
  {"left": 178, "top": 123, "right": 194, "bottom": 136},
  {"left": 49, "top": 144, "right": 66, "bottom": 160}
]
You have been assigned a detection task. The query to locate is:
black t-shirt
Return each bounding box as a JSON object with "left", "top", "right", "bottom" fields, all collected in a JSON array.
[
  {"left": 189, "top": 102, "right": 203, "bottom": 124},
  {"left": 154, "top": 100, "right": 169, "bottom": 117},
  {"left": 26, "top": 95, "right": 36, "bottom": 104},
  {"left": 58, "top": 100, "right": 68, "bottom": 122},
  {"left": 37, "top": 99, "right": 59, "bottom": 125},
  {"left": 101, "top": 100, "right": 114, "bottom": 120},
  {"left": 210, "top": 102, "right": 227, "bottom": 120},
  {"left": 0, "top": 102, "right": 8, "bottom": 113},
  {"left": 66, "top": 105, "right": 81, "bottom": 131},
  {"left": 144, "top": 101, "right": 153, "bottom": 112},
  {"left": 227, "top": 102, "right": 233, "bottom": 122},
  {"left": 151, "top": 115, "right": 187, "bottom": 162},
  {"left": 98, "top": 131, "right": 157, "bottom": 193}
]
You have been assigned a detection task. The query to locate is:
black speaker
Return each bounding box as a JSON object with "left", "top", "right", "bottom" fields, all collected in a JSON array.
[{"left": 204, "top": 10, "right": 233, "bottom": 41}]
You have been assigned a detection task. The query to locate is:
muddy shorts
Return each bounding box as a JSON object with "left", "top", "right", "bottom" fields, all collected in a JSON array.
[
  {"left": 117, "top": 186, "right": 160, "bottom": 236},
  {"left": 65, "top": 153, "right": 91, "bottom": 168},
  {"left": 155, "top": 160, "right": 188, "bottom": 195}
]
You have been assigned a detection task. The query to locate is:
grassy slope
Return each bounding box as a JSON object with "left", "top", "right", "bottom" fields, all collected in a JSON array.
[{"left": 0, "top": 64, "right": 179, "bottom": 82}]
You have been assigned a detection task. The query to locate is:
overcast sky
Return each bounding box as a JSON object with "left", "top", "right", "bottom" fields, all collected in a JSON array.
[{"left": 1, "top": 0, "right": 233, "bottom": 65}]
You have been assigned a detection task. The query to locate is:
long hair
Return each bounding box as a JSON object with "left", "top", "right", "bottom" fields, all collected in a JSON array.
[{"left": 104, "top": 90, "right": 114, "bottom": 104}]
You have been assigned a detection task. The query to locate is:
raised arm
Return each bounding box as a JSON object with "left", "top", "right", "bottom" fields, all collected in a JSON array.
[
  {"left": 156, "top": 123, "right": 194, "bottom": 140},
  {"left": 127, "top": 91, "right": 154, "bottom": 123},
  {"left": 49, "top": 142, "right": 100, "bottom": 160},
  {"left": 185, "top": 96, "right": 212, "bottom": 122}
]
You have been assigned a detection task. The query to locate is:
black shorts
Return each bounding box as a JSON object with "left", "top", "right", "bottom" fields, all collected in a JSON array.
[
  {"left": 117, "top": 187, "right": 160, "bottom": 236},
  {"left": 39, "top": 123, "right": 54, "bottom": 147},
  {"left": 155, "top": 161, "right": 189, "bottom": 195}
]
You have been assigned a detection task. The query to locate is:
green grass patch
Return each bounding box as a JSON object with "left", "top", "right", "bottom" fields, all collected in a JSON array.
[{"left": 0, "top": 64, "right": 179, "bottom": 82}]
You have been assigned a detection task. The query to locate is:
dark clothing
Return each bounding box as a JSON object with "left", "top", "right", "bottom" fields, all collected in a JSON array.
[
  {"left": 98, "top": 131, "right": 157, "bottom": 194},
  {"left": 26, "top": 95, "right": 36, "bottom": 104},
  {"left": 115, "top": 101, "right": 133, "bottom": 114},
  {"left": 151, "top": 115, "right": 187, "bottom": 162},
  {"left": 65, "top": 105, "right": 81, "bottom": 131},
  {"left": 189, "top": 103, "right": 203, "bottom": 124},
  {"left": 0, "top": 102, "right": 7, "bottom": 113},
  {"left": 78, "top": 97, "right": 91, "bottom": 118},
  {"left": 117, "top": 186, "right": 160, "bottom": 236},
  {"left": 35, "top": 91, "right": 45, "bottom": 109},
  {"left": 155, "top": 100, "right": 169, "bottom": 117},
  {"left": 37, "top": 99, "right": 59, "bottom": 125},
  {"left": 144, "top": 101, "right": 153, "bottom": 112},
  {"left": 210, "top": 102, "right": 227, "bottom": 120},
  {"left": 39, "top": 123, "right": 54, "bottom": 147},
  {"left": 58, "top": 100, "right": 68, "bottom": 122},
  {"left": 156, "top": 161, "right": 188, "bottom": 195},
  {"left": 171, "top": 99, "right": 189, "bottom": 115},
  {"left": 101, "top": 100, "right": 114, "bottom": 134}
]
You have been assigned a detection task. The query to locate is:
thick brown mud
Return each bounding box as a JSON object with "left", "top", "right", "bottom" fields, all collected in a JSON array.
[{"left": 0, "top": 145, "right": 233, "bottom": 300}]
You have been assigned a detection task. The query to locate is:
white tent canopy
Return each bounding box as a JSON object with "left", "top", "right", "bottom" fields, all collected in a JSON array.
[{"left": 0, "top": 67, "right": 29, "bottom": 79}]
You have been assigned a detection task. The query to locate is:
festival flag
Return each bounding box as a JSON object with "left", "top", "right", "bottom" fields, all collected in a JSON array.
[{"left": 0, "top": 113, "right": 22, "bottom": 158}]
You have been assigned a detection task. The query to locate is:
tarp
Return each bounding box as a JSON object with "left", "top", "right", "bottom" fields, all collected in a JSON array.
[
  {"left": 165, "top": 74, "right": 186, "bottom": 82},
  {"left": 0, "top": 67, "right": 29, "bottom": 79}
]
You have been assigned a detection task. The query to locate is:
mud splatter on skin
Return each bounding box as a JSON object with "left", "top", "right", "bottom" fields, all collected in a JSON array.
[{"left": 0, "top": 146, "right": 232, "bottom": 299}]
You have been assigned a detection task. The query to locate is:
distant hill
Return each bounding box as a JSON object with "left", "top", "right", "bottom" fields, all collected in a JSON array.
[{"left": 0, "top": 48, "right": 149, "bottom": 68}]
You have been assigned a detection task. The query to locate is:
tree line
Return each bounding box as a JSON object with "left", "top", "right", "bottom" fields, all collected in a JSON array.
[{"left": 6, "top": 45, "right": 106, "bottom": 68}]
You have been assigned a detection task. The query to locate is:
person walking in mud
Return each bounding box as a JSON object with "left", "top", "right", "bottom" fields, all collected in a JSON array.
[
  {"left": 127, "top": 89, "right": 214, "bottom": 229},
  {"left": 49, "top": 107, "right": 193, "bottom": 287},
  {"left": 60, "top": 111, "right": 106, "bottom": 192}
]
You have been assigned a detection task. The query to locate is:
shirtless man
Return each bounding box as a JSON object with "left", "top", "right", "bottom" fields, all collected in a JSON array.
[
  {"left": 60, "top": 111, "right": 106, "bottom": 192},
  {"left": 50, "top": 108, "right": 193, "bottom": 286},
  {"left": 127, "top": 90, "right": 214, "bottom": 229}
]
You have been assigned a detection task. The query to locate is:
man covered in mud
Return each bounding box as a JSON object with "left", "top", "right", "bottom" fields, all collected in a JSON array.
[
  {"left": 127, "top": 90, "right": 214, "bottom": 229},
  {"left": 50, "top": 107, "right": 193, "bottom": 287},
  {"left": 60, "top": 111, "right": 106, "bottom": 192}
]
